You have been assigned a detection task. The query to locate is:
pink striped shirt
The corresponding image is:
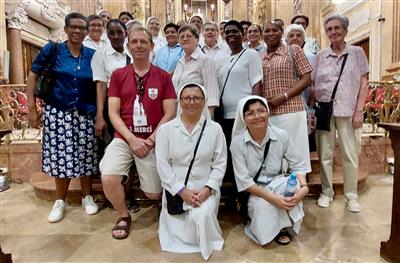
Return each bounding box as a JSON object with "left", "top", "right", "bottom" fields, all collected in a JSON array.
[{"left": 312, "top": 43, "right": 369, "bottom": 117}]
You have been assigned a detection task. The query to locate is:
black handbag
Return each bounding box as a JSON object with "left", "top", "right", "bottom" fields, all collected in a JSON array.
[
  {"left": 214, "top": 49, "right": 246, "bottom": 123},
  {"left": 165, "top": 119, "right": 207, "bottom": 215},
  {"left": 238, "top": 140, "right": 271, "bottom": 221},
  {"left": 34, "top": 42, "right": 60, "bottom": 103},
  {"left": 315, "top": 54, "right": 348, "bottom": 132}
]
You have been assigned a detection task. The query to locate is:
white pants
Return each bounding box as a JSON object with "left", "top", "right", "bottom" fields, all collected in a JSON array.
[
  {"left": 269, "top": 111, "right": 311, "bottom": 173},
  {"left": 316, "top": 116, "right": 362, "bottom": 200}
]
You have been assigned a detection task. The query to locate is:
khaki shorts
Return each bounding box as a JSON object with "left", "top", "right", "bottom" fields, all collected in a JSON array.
[{"left": 99, "top": 138, "right": 161, "bottom": 194}]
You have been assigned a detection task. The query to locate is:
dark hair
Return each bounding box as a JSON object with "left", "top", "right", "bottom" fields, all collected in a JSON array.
[
  {"left": 264, "top": 20, "right": 284, "bottom": 33},
  {"left": 224, "top": 20, "right": 244, "bottom": 34},
  {"left": 65, "top": 12, "right": 88, "bottom": 28},
  {"left": 106, "top": 19, "right": 127, "bottom": 31},
  {"left": 273, "top": 18, "right": 284, "bottom": 26},
  {"left": 87, "top": 14, "right": 102, "bottom": 25},
  {"left": 118, "top": 11, "right": 134, "bottom": 20},
  {"left": 243, "top": 98, "right": 267, "bottom": 115},
  {"left": 178, "top": 24, "right": 199, "bottom": 39},
  {"left": 291, "top": 15, "right": 309, "bottom": 27},
  {"left": 164, "top": 23, "right": 180, "bottom": 33},
  {"left": 240, "top": 20, "right": 252, "bottom": 27}
]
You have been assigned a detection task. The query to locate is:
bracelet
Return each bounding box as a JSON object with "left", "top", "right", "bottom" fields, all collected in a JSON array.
[
  {"left": 283, "top": 92, "right": 289, "bottom": 101},
  {"left": 300, "top": 184, "right": 309, "bottom": 189},
  {"left": 177, "top": 186, "right": 185, "bottom": 195}
]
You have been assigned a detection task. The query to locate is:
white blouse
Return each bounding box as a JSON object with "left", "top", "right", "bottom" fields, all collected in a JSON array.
[
  {"left": 172, "top": 48, "right": 219, "bottom": 107},
  {"left": 156, "top": 115, "right": 227, "bottom": 194}
]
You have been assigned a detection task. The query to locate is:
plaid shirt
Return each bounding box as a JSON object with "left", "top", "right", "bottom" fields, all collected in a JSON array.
[{"left": 262, "top": 43, "right": 312, "bottom": 116}]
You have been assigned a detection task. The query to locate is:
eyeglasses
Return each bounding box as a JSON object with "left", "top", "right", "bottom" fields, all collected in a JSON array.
[
  {"left": 89, "top": 23, "right": 103, "bottom": 28},
  {"left": 136, "top": 76, "right": 145, "bottom": 97},
  {"left": 179, "top": 34, "right": 195, "bottom": 40},
  {"left": 180, "top": 96, "right": 204, "bottom": 104},
  {"left": 68, "top": 25, "right": 88, "bottom": 32},
  {"left": 244, "top": 108, "right": 268, "bottom": 118}
]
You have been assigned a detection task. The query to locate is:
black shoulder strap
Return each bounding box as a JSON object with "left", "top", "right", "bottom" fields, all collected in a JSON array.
[
  {"left": 220, "top": 49, "right": 246, "bottom": 99},
  {"left": 253, "top": 139, "right": 271, "bottom": 183},
  {"left": 184, "top": 119, "right": 207, "bottom": 185},
  {"left": 45, "top": 42, "right": 60, "bottom": 72},
  {"left": 330, "top": 53, "right": 348, "bottom": 101},
  {"left": 126, "top": 55, "right": 131, "bottom": 65},
  {"left": 287, "top": 44, "right": 299, "bottom": 80}
]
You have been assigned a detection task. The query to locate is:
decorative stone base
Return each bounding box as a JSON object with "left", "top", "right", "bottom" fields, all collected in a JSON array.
[{"left": 29, "top": 172, "right": 104, "bottom": 205}]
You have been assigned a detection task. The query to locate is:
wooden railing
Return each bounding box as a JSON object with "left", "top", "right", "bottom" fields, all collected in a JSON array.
[
  {"left": 364, "top": 81, "right": 400, "bottom": 133},
  {"left": 0, "top": 84, "right": 42, "bottom": 143}
]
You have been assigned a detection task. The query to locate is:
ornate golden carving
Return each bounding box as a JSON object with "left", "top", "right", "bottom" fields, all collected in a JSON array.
[{"left": 253, "top": 0, "right": 267, "bottom": 25}]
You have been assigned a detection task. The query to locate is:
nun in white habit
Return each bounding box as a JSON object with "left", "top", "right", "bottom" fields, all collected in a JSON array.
[
  {"left": 230, "top": 95, "right": 309, "bottom": 246},
  {"left": 156, "top": 83, "right": 227, "bottom": 260},
  {"left": 146, "top": 16, "right": 167, "bottom": 54}
]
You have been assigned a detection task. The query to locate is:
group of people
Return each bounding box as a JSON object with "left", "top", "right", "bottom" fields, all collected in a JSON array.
[{"left": 26, "top": 9, "right": 369, "bottom": 261}]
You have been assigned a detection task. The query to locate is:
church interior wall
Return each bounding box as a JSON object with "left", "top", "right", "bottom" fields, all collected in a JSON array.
[{"left": 1, "top": 0, "right": 397, "bottom": 82}]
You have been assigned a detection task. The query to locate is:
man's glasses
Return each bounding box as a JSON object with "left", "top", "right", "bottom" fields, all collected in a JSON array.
[{"left": 180, "top": 96, "right": 204, "bottom": 104}]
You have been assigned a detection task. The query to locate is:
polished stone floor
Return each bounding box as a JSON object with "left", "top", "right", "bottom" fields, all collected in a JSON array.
[{"left": 0, "top": 175, "right": 393, "bottom": 262}]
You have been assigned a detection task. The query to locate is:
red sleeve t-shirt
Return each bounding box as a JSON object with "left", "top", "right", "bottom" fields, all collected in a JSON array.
[{"left": 108, "top": 64, "right": 176, "bottom": 140}]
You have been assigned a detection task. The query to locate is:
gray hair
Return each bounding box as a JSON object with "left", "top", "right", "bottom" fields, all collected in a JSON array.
[
  {"left": 324, "top": 14, "right": 349, "bottom": 31},
  {"left": 203, "top": 21, "right": 218, "bottom": 32},
  {"left": 285, "top": 24, "right": 305, "bottom": 41}
]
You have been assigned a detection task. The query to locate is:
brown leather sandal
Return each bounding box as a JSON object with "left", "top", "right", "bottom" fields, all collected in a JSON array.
[{"left": 111, "top": 214, "right": 132, "bottom": 240}]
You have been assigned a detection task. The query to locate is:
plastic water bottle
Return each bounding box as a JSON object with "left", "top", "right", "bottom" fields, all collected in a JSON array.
[{"left": 284, "top": 173, "right": 298, "bottom": 197}]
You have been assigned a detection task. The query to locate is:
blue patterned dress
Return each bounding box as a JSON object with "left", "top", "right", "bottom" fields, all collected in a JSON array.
[{"left": 31, "top": 42, "right": 98, "bottom": 178}]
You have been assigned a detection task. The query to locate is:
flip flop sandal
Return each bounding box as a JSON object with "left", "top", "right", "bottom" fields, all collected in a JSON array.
[
  {"left": 274, "top": 230, "right": 292, "bottom": 246},
  {"left": 111, "top": 214, "right": 132, "bottom": 240}
]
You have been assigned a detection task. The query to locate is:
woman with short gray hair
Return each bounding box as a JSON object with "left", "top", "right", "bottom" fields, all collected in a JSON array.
[{"left": 312, "top": 14, "right": 369, "bottom": 213}]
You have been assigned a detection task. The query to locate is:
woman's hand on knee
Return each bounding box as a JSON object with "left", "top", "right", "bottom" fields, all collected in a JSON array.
[
  {"left": 270, "top": 194, "right": 296, "bottom": 210},
  {"left": 180, "top": 188, "right": 198, "bottom": 207},
  {"left": 195, "top": 187, "right": 211, "bottom": 205}
]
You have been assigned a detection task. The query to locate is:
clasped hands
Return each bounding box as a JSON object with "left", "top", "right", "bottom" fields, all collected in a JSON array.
[
  {"left": 271, "top": 188, "right": 307, "bottom": 211},
  {"left": 127, "top": 135, "right": 155, "bottom": 158},
  {"left": 180, "top": 187, "right": 211, "bottom": 208}
]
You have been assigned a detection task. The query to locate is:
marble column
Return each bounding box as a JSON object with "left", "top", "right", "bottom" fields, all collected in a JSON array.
[
  {"left": 150, "top": 0, "right": 166, "bottom": 26},
  {"left": 5, "top": 4, "right": 28, "bottom": 84},
  {"left": 0, "top": 0, "right": 6, "bottom": 80},
  {"left": 232, "top": 0, "right": 247, "bottom": 21},
  {"left": 386, "top": 0, "right": 400, "bottom": 77}
]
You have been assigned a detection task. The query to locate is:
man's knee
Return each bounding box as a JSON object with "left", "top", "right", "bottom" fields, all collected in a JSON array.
[
  {"left": 144, "top": 192, "right": 161, "bottom": 200},
  {"left": 101, "top": 175, "right": 124, "bottom": 188}
]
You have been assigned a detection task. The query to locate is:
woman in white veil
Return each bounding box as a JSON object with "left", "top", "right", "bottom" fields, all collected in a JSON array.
[
  {"left": 156, "top": 83, "right": 227, "bottom": 260},
  {"left": 230, "top": 95, "right": 308, "bottom": 246},
  {"left": 146, "top": 16, "right": 167, "bottom": 54}
]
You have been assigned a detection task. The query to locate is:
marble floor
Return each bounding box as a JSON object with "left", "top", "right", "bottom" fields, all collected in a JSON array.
[{"left": 0, "top": 175, "right": 393, "bottom": 263}]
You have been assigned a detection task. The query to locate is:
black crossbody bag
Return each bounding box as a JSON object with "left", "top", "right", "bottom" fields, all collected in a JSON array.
[
  {"left": 34, "top": 41, "right": 61, "bottom": 103},
  {"left": 165, "top": 119, "right": 207, "bottom": 215},
  {"left": 238, "top": 140, "right": 271, "bottom": 221},
  {"left": 314, "top": 54, "right": 348, "bottom": 131},
  {"left": 214, "top": 49, "right": 246, "bottom": 122}
]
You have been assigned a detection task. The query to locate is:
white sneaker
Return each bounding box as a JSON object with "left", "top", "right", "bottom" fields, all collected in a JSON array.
[
  {"left": 347, "top": 199, "right": 361, "bottom": 213},
  {"left": 317, "top": 194, "right": 333, "bottom": 208},
  {"left": 82, "top": 195, "right": 99, "bottom": 215},
  {"left": 48, "top": 199, "right": 66, "bottom": 223}
]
